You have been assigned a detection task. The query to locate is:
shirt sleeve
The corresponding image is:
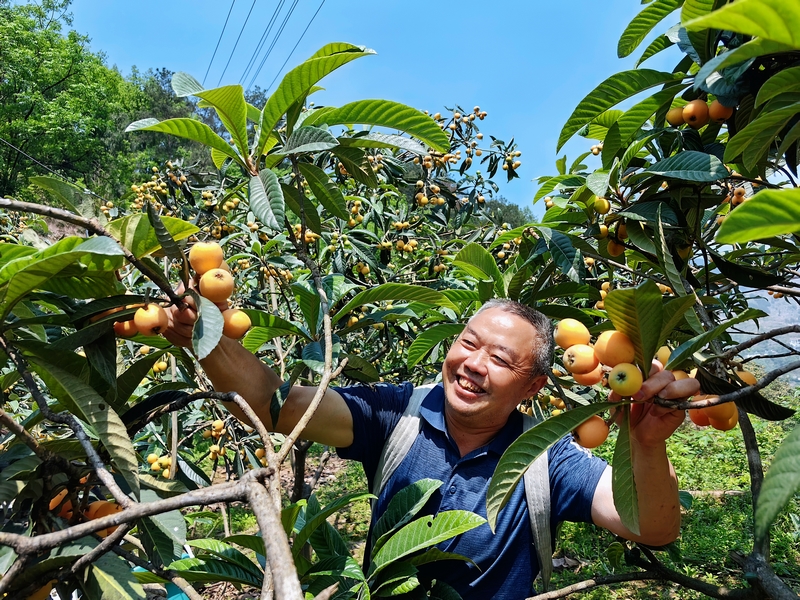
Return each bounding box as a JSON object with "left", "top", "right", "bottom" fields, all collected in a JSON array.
[
  {"left": 548, "top": 435, "right": 608, "bottom": 525},
  {"left": 334, "top": 382, "right": 414, "bottom": 485}
]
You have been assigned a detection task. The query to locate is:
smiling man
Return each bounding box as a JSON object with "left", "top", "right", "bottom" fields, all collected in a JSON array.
[{"left": 166, "top": 298, "right": 699, "bottom": 599}]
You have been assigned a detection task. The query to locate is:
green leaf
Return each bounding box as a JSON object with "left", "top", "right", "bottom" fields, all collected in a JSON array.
[
  {"left": 453, "top": 243, "right": 505, "bottom": 298},
  {"left": 659, "top": 295, "right": 697, "bottom": 348},
  {"left": 528, "top": 282, "right": 602, "bottom": 302},
  {"left": 536, "top": 227, "right": 583, "bottom": 284},
  {"left": 302, "top": 337, "right": 341, "bottom": 375},
  {"left": 407, "top": 324, "right": 464, "bottom": 368},
  {"left": 256, "top": 47, "right": 374, "bottom": 155},
  {"left": 303, "top": 100, "right": 449, "bottom": 153},
  {"left": 126, "top": 118, "right": 242, "bottom": 166},
  {"left": 113, "top": 351, "right": 170, "bottom": 414},
  {"left": 725, "top": 103, "right": 800, "bottom": 163},
  {"left": 190, "top": 292, "right": 224, "bottom": 361},
  {"left": 291, "top": 280, "right": 321, "bottom": 335},
  {"left": 533, "top": 175, "right": 585, "bottom": 203},
  {"left": 683, "top": 0, "right": 800, "bottom": 49},
  {"left": 618, "top": 0, "right": 683, "bottom": 58},
  {"left": 756, "top": 66, "right": 800, "bottom": 107},
  {"left": 333, "top": 284, "right": 455, "bottom": 324},
  {"left": 281, "top": 183, "right": 322, "bottom": 234},
  {"left": 371, "top": 510, "right": 486, "bottom": 571},
  {"left": 372, "top": 563, "right": 420, "bottom": 596},
  {"left": 604, "top": 281, "right": 663, "bottom": 377},
  {"left": 187, "top": 539, "right": 263, "bottom": 577},
  {"left": 665, "top": 308, "right": 766, "bottom": 369},
  {"left": 681, "top": 0, "right": 719, "bottom": 64},
  {"left": 616, "top": 85, "right": 687, "bottom": 143},
  {"left": 29, "top": 176, "right": 88, "bottom": 215},
  {"left": 709, "top": 250, "right": 785, "bottom": 287},
  {"left": 106, "top": 214, "right": 199, "bottom": 259},
  {"left": 755, "top": 424, "right": 800, "bottom": 545},
  {"left": 612, "top": 409, "right": 640, "bottom": 536},
  {"left": 139, "top": 491, "right": 186, "bottom": 567},
  {"left": 695, "top": 38, "right": 795, "bottom": 91},
  {"left": 372, "top": 479, "right": 443, "bottom": 555},
  {"left": 636, "top": 35, "right": 675, "bottom": 67},
  {"left": 298, "top": 162, "right": 349, "bottom": 220},
  {"left": 487, "top": 402, "right": 619, "bottom": 530},
  {"left": 338, "top": 132, "right": 428, "bottom": 156},
  {"left": 653, "top": 208, "right": 687, "bottom": 302},
  {"left": 139, "top": 473, "right": 190, "bottom": 496},
  {"left": 26, "top": 357, "right": 139, "bottom": 498},
  {"left": 168, "top": 557, "right": 262, "bottom": 587},
  {"left": 643, "top": 150, "right": 729, "bottom": 181},
  {"left": 171, "top": 72, "right": 204, "bottom": 97},
  {"left": 717, "top": 188, "right": 800, "bottom": 243},
  {"left": 558, "top": 70, "right": 684, "bottom": 151},
  {"left": 249, "top": 170, "right": 285, "bottom": 231},
  {"left": 145, "top": 203, "right": 187, "bottom": 285},
  {"left": 224, "top": 533, "right": 266, "bottom": 556},
  {"left": 196, "top": 85, "right": 249, "bottom": 159},
  {"left": 281, "top": 126, "right": 339, "bottom": 155},
  {"left": 293, "top": 491, "right": 374, "bottom": 559},
  {"left": 83, "top": 552, "right": 146, "bottom": 600}
]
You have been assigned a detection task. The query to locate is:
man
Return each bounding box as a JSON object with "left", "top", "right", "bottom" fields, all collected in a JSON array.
[{"left": 166, "top": 298, "right": 699, "bottom": 599}]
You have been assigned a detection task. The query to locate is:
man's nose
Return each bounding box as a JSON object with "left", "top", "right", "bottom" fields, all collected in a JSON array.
[{"left": 463, "top": 349, "right": 488, "bottom": 374}]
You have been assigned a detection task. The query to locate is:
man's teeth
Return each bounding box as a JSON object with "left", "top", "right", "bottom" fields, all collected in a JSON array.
[{"left": 458, "top": 376, "right": 484, "bottom": 393}]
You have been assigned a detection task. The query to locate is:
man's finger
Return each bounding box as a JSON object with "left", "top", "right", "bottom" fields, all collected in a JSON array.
[
  {"left": 659, "top": 377, "right": 701, "bottom": 400},
  {"left": 631, "top": 368, "right": 676, "bottom": 401}
]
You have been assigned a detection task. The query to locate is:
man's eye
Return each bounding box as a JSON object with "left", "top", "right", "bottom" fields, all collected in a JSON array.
[
  {"left": 493, "top": 356, "right": 509, "bottom": 366},
  {"left": 462, "top": 338, "right": 476, "bottom": 347}
]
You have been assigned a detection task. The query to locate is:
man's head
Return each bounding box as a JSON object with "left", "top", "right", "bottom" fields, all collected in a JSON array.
[{"left": 442, "top": 300, "right": 554, "bottom": 433}]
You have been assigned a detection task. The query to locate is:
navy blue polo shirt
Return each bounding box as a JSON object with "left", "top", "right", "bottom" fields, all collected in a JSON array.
[{"left": 336, "top": 382, "right": 608, "bottom": 600}]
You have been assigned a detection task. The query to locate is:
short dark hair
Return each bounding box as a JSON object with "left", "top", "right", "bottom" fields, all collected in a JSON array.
[{"left": 470, "top": 299, "right": 554, "bottom": 378}]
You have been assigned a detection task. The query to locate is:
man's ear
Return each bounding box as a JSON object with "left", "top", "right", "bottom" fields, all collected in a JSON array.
[{"left": 526, "top": 374, "right": 548, "bottom": 399}]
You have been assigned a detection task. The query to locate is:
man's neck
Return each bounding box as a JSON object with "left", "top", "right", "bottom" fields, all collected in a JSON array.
[{"left": 443, "top": 405, "right": 510, "bottom": 457}]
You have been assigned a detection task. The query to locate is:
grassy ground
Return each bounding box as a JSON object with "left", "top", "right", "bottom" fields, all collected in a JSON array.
[{"left": 308, "top": 385, "right": 800, "bottom": 598}]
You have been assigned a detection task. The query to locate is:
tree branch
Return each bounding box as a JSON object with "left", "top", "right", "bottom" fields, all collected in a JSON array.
[
  {"left": 112, "top": 545, "right": 203, "bottom": 600},
  {"left": 718, "top": 325, "right": 800, "bottom": 360}
]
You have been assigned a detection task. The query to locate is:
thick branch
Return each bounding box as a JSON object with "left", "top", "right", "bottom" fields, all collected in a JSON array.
[
  {"left": 0, "top": 197, "right": 185, "bottom": 308},
  {"left": 247, "top": 480, "right": 304, "bottom": 600},
  {"left": 528, "top": 571, "right": 662, "bottom": 600},
  {"left": 737, "top": 409, "right": 768, "bottom": 557},
  {"left": 70, "top": 523, "right": 133, "bottom": 574},
  {"left": 0, "top": 469, "right": 270, "bottom": 554},
  {"left": 719, "top": 325, "right": 800, "bottom": 360},
  {"left": 0, "top": 555, "right": 28, "bottom": 595}
]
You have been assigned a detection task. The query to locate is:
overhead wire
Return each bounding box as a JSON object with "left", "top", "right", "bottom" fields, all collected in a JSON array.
[
  {"left": 239, "top": 0, "right": 287, "bottom": 86},
  {"left": 202, "top": 0, "right": 238, "bottom": 86},
  {"left": 246, "top": 0, "right": 300, "bottom": 90},
  {"left": 264, "top": 0, "right": 327, "bottom": 92},
  {"left": 216, "top": 0, "right": 260, "bottom": 87}
]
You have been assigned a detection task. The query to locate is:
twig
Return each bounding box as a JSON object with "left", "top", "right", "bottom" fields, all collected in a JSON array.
[
  {"left": 0, "top": 555, "right": 28, "bottom": 595},
  {"left": 70, "top": 523, "right": 133, "bottom": 574},
  {"left": 0, "top": 198, "right": 185, "bottom": 308},
  {"left": 718, "top": 325, "right": 800, "bottom": 360},
  {"left": 737, "top": 409, "right": 768, "bottom": 558},
  {"left": 247, "top": 479, "right": 304, "bottom": 600},
  {"left": 0, "top": 407, "right": 62, "bottom": 464},
  {"left": 528, "top": 571, "right": 662, "bottom": 600}
]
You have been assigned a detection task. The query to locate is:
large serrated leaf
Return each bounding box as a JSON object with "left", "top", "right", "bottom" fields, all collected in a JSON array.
[
  {"left": 187, "top": 539, "right": 263, "bottom": 576},
  {"left": 665, "top": 308, "right": 766, "bottom": 369},
  {"left": 717, "top": 188, "right": 800, "bottom": 243},
  {"left": 83, "top": 552, "right": 146, "bottom": 600},
  {"left": 756, "top": 66, "right": 800, "bottom": 107},
  {"left": 453, "top": 243, "right": 505, "bottom": 297},
  {"left": 303, "top": 100, "right": 448, "bottom": 153},
  {"left": 298, "top": 162, "right": 349, "bottom": 220},
  {"left": 637, "top": 35, "right": 675, "bottom": 67},
  {"left": 256, "top": 48, "right": 374, "bottom": 155},
  {"left": 145, "top": 203, "right": 187, "bottom": 284},
  {"left": 168, "top": 557, "right": 262, "bottom": 587},
  {"left": 333, "top": 284, "right": 455, "bottom": 324},
  {"left": 612, "top": 409, "right": 640, "bottom": 536},
  {"left": 341, "top": 353, "right": 381, "bottom": 383},
  {"left": 725, "top": 103, "right": 800, "bottom": 166},
  {"left": 372, "top": 479, "right": 443, "bottom": 555},
  {"left": 558, "top": 70, "right": 683, "bottom": 151},
  {"left": 708, "top": 250, "right": 785, "bottom": 287},
  {"left": 281, "top": 126, "right": 339, "bottom": 155},
  {"left": 487, "top": 402, "right": 619, "bottom": 530},
  {"left": 27, "top": 357, "right": 139, "bottom": 498},
  {"left": 658, "top": 295, "right": 697, "bottom": 348},
  {"left": 281, "top": 183, "right": 322, "bottom": 234},
  {"left": 171, "top": 72, "right": 204, "bottom": 97},
  {"left": 694, "top": 368, "right": 795, "bottom": 421},
  {"left": 106, "top": 214, "right": 198, "bottom": 259},
  {"left": 293, "top": 492, "right": 374, "bottom": 559},
  {"left": 755, "top": 424, "right": 800, "bottom": 545},
  {"left": 188, "top": 291, "right": 224, "bottom": 360},
  {"left": 536, "top": 227, "right": 583, "bottom": 284},
  {"left": 126, "top": 118, "right": 242, "bottom": 166},
  {"left": 653, "top": 208, "right": 686, "bottom": 301},
  {"left": 139, "top": 490, "right": 186, "bottom": 567},
  {"left": 249, "top": 170, "right": 285, "bottom": 231},
  {"left": 29, "top": 176, "right": 89, "bottom": 216},
  {"left": 533, "top": 175, "right": 585, "bottom": 202},
  {"left": 618, "top": 0, "right": 683, "bottom": 58},
  {"left": 407, "top": 324, "right": 464, "bottom": 368},
  {"left": 371, "top": 510, "right": 486, "bottom": 572},
  {"left": 643, "top": 150, "right": 729, "bottom": 181},
  {"left": 196, "top": 85, "right": 249, "bottom": 159},
  {"left": 681, "top": 0, "right": 718, "bottom": 64},
  {"left": 617, "top": 85, "right": 687, "bottom": 143},
  {"left": 339, "top": 132, "right": 428, "bottom": 155},
  {"left": 683, "top": 0, "right": 800, "bottom": 49},
  {"left": 604, "top": 281, "right": 663, "bottom": 377}
]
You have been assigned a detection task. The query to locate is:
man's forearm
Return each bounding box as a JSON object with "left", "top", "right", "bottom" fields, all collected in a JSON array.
[
  {"left": 632, "top": 440, "right": 681, "bottom": 546},
  {"left": 199, "top": 336, "right": 282, "bottom": 428}
]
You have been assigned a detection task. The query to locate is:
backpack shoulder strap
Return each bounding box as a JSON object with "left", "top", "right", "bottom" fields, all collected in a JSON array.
[
  {"left": 371, "top": 384, "right": 436, "bottom": 497},
  {"left": 522, "top": 412, "right": 553, "bottom": 592}
]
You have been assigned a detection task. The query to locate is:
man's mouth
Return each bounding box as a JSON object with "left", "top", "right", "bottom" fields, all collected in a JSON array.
[{"left": 457, "top": 376, "right": 485, "bottom": 394}]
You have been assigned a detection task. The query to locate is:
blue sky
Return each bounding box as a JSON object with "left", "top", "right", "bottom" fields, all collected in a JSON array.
[{"left": 68, "top": 0, "right": 682, "bottom": 217}]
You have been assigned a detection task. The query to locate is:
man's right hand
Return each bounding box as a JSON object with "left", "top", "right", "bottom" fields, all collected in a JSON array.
[{"left": 162, "top": 283, "right": 198, "bottom": 349}]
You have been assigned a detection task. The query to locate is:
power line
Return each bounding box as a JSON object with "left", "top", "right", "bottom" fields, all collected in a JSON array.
[
  {"left": 246, "top": 0, "right": 300, "bottom": 90},
  {"left": 202, "top": 0, "right": 238, "bottom": 86},
  {"left": 238, "top": 0, "right": 286, "bottom": 86},
  {"left": 264, "top": 0, "right": 327, "bottom": 92},
  {"left": 216, "top": 0, "right": 259, "bottom": 87}
]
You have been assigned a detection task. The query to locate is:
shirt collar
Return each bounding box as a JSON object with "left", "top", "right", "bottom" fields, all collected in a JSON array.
[{"left": 419, "top": 383, "right": 523, "bottom": 456}]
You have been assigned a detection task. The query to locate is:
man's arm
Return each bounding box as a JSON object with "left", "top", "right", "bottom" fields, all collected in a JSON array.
[
  {"left": 165, "top": 299, "right": 354, "bottom": 448},
  {"left": 590, "top": 368, "right": 699, "bottom": 546}
]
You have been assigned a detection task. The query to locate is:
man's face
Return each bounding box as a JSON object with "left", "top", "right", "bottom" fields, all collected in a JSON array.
[{"left": 442, "top": 307, "right": 547, "bottom": 429}]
